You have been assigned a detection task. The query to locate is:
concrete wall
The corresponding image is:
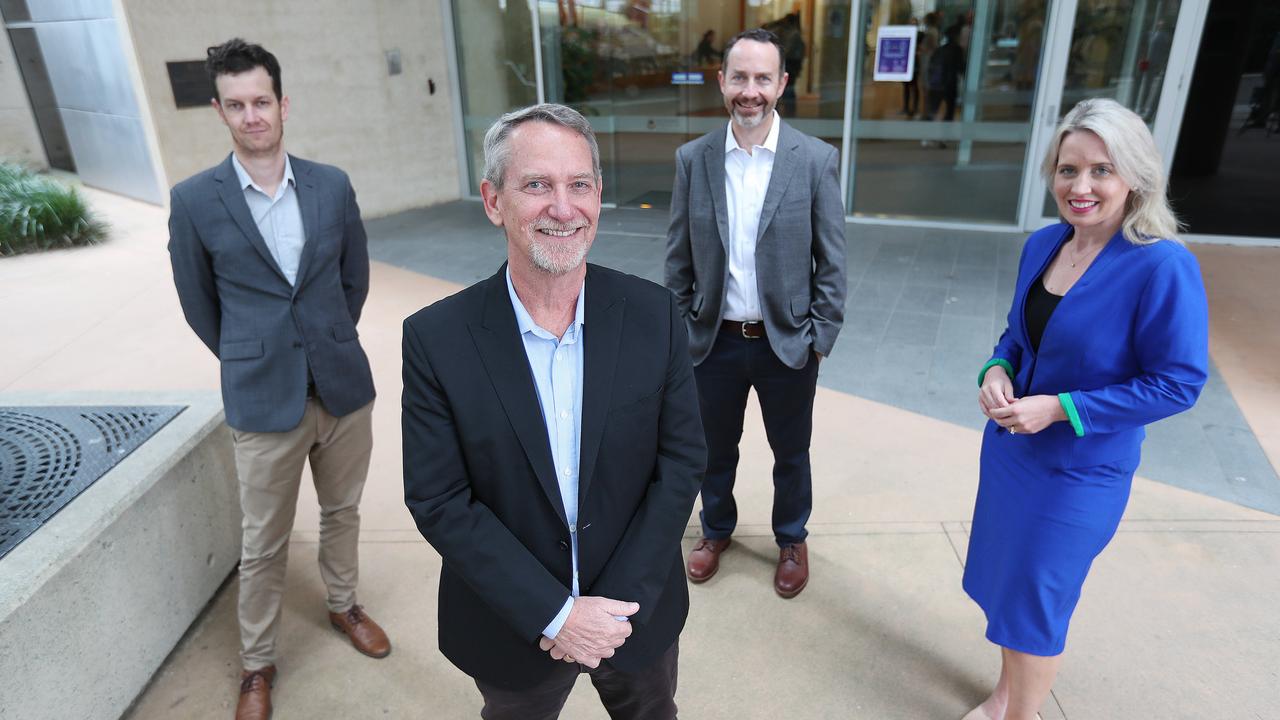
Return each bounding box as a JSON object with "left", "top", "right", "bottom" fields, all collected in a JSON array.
[
  {"left": 119, "top": 0, "right": 462, "bottom": 216},
  {"left": 13, "top": 0, "right": 166, "bottom": 203},
  {"left": 0, "top": 26, "right": 47, "bottom": 168},
  {"left": 0, "top": 393, "right": 240, "bottom": 720}
]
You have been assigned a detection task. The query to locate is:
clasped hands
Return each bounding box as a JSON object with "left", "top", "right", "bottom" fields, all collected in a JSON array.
[
  {"left": 978, "top": 365, "right": 1066, "bottom": 435},
  {"left": 538, "top": 596, "right": 639, "bottom": 668}
]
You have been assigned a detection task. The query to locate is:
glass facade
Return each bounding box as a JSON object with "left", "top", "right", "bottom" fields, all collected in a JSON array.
[
  {"left": 450, "top": 0, "right": 1195, "bottom": 228},
  {"left": 848, "top": 0, "right": 1050, "bottom": 224}
]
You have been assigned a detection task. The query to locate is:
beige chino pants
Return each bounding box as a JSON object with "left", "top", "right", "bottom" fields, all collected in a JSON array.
[{"left": 230, "top": 398, "right": 374, "bottom": 670}]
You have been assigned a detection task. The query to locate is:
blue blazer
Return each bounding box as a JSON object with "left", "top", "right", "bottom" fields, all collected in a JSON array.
[
  {"left": 168, "top": 154, "right": 375, "bottom": 432},
  {"left": 984, "top": 223, "right": 1209, "bottom": 469}
]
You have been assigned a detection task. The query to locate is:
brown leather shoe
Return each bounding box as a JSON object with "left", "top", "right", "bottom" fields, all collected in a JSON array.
[
  {"left": 236, "top": 665, "right": 275, "bottom": 720},
  {"left": 329, "top": 604, "right": 392, "bottom": 658},
  {"left": 774, "top": 542, "right": 809, "bottom": 598},
  {"left": 686, "top": 537, "right": 731, "bottom": 582}
]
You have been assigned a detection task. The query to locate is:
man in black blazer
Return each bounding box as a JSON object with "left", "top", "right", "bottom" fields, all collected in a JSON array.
[
  {"left": 402, "top": 104, "right": 705, "bottom": 718},
  {"left": 168, "top": 39, "right": 390, "bottom": 720}
]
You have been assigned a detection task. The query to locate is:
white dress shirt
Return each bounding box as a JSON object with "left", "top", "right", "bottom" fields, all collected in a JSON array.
[
  {"left": 722, "top": 111, "right": 781, "bottom": 322},
  {"left": 231, "top": 153, "right": 306, "bottom": 286}
]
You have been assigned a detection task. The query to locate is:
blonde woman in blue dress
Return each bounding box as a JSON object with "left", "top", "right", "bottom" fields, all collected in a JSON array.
[{"left": 962, "top": 98, "right": 1209, "bottom": 720}]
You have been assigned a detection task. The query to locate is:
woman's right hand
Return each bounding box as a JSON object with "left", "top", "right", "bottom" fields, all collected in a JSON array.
[{"left": 979, "top": 365, "right": 1017, "bottom": 419}]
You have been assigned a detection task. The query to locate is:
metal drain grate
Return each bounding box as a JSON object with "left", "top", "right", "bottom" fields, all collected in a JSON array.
[{"left": 0, "top": 406, "right": 185, "bottom": 559}]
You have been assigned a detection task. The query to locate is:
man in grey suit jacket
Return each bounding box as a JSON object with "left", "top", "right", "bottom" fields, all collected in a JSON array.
[
  {"left": 168, "top": 39, "right": 390, "bottom": 720},
  {"left": 665, "top": 28, "right": 846, "bottom": 599}
]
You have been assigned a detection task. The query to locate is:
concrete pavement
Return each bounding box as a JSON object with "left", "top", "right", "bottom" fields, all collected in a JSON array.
[{"left": 2, "top": 188, "right": 1278, "bottom": 719}]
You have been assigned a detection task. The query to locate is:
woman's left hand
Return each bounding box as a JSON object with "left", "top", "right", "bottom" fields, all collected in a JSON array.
[{"left": 987, "top": 394, "right": 1067, "bottom": 435}]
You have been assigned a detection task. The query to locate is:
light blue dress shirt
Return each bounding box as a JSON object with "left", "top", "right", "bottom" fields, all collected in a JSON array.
[
  {"left": 505, "top": 269, "right": 585, "bottom": 640},
  {"left": 231, "top": 153, "right": 306, "bottom": 286}
]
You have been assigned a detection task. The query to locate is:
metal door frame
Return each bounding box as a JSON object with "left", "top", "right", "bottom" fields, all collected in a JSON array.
[{"left": 1017, "top": 0, "right": 1211, "bottom": 231}]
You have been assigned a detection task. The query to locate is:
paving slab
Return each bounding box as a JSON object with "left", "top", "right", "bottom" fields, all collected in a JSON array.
[{"left": 5, "top": 189, "right": 1280, "bottom": 720}]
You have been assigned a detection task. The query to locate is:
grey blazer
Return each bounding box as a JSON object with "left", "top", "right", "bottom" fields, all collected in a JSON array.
[
  {"left": 665, "top": 121, "right": 847, "bottom": 369},
  {"left": 168, "top": 153, "right": 375, "bottom": 433}
]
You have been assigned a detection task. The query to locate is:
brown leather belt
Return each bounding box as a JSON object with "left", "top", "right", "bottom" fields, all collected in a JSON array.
[{"left": 722, "top": 320, "right": 765, "bottom": 339}]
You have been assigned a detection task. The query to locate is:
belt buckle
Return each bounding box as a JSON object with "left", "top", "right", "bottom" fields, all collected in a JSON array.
[{"left": 741, "top": 321, "right": 761, "bottom": 339}]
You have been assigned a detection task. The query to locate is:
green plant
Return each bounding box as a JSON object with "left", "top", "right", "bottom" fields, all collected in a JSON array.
[{"left": 0, "top": 162, "right": 107, "bottom": 256}]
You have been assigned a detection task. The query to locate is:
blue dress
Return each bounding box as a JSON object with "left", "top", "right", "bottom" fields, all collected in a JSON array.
[{"left": 962, "top": 224, "right": 1209, "bottom": 656}]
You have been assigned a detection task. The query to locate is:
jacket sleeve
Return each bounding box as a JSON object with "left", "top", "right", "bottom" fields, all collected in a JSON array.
[
  {"left": 982, "top": 328, "right": 1023, "bottom": 385},
  {"left": 1062, "top": 250, "right": 1209, "bottom": 436},
  {"left": 983, "top": 236, "right": 1033, "bottom": 383},
  {"left": 809, "top": 143, "right": 847, "bottom": 357},
  {"left": 587, "top": 292, "right": 706, "bottom": 626},
  {"left": 340, "top": 178, "right": 370, "bottom": 324},
  {"left": 663, "top": 146, "right": 696, "bottom": 317},
  {"left": 167, "top": 188, "right": 221, "bottom": 357},
  {"left": 401, "top": 319, "right": 570, "bottom": 641}
]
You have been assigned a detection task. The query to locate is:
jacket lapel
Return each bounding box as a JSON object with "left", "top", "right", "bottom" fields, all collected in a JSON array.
[
  {"left": 703, "top": 130, "right": 731, "bottom": 253},
  {"left": 213, "top": 154, "right": 289, "bottom": 284},
  {"left": 577, "top": 266, "right": 623, "bottom": 509},
  {"left": 1016, "top": 225, "right": 1069, "bottom": 353},
  {"left": 469, "top": 267, "right": 568, "bottom": 527},
  {"left": 1072, "top": 229, "right": 1127, "bottom": 289},
  {"left": 291, "top": 156, "right": 322, "bottom": 295},
  {"left": 755, "top": 121, "right": 800, "bottom": 243}
]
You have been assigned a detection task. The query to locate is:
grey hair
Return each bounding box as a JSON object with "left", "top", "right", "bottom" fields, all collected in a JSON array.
[
  {"left": 1041, "top": 98, "right": 1181, "bottom": 245},
  {"left": 482, "top": 103, "right": 602, "bottom": 189}
]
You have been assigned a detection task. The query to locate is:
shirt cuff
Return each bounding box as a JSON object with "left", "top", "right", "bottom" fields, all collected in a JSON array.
[
  {"left": 978, "top": 358, "right": 1015, "bottom": 387},
  {"left": 542, "top": 596, "right": 574, "bottom": 640},
  {"left": 1058, "top": 392, "right": 1085, "bottom": 437}
]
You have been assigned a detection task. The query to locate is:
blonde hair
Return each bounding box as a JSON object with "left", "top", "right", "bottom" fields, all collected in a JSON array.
[{"left": 1041, "top": 98, "right": 1181, "bottom": 245}]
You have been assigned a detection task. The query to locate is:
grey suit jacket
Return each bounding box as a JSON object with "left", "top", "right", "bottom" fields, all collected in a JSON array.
[
  {"left": 168, "top": 153, "right": 375, "bottom": 433},
  {"left": 664, "top": 121, "right": 847, "bottom": 369}
]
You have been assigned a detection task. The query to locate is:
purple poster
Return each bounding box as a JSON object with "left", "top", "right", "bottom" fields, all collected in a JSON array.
[
  {"left": 878, "top": 37, "right": 912, "bottom": 75},
  {"left": 873, "top": 26, "right": 917, "bottom": 82}
]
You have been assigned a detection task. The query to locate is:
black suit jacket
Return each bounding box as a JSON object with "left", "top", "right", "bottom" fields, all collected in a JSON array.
[{"left": 402, "top": 263, "right": 706, "bottom": 690}]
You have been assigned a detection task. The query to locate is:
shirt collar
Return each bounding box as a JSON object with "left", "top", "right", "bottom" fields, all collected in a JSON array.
[
  {"left": 724, "top": 110, "right": 781, "bottom": 155},
  {"left": 505, "top": 266, "right": 586, "bottom": 341},
  {"left": 230, "top": 152, "right": 294, "bottom": 196}
]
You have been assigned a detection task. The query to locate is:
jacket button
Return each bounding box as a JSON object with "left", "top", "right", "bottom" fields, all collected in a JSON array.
[
  {"left": 292, "top": 341, "right": 302, "bottom": 348},
  {"left": 558, "top": 540, "right": 569, "bottom": 551}
]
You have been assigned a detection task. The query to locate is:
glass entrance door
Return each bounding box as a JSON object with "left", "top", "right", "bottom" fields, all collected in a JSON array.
[
  {"left": 451, "top": 1, "right": 853, "bottom": 210},
  {"left": 844, "top": 0, "right": 1054, "bottom": 225},
  {"left": 536, "top": 1, "right": 691, "bottom": 207},
  {"left": 1017, "top": 0, "right": 1204, "bottom": 230},
  {"left": 531, "top": 0, "right": 852, "bottom": 208}
]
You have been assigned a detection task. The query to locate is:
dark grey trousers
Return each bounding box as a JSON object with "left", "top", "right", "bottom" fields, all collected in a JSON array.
[{"left": 474, "top": 640, "right": 679, "bottom": 720}]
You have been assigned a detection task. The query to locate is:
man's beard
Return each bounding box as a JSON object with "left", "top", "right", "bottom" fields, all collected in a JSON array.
[
  {"left": 731, "top": 101, "right": 772, "bottom": 129},
  {"left": 528, "top": 225, "right": 591, "bottom": 275}
]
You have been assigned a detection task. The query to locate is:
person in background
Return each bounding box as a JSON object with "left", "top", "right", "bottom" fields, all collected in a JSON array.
[
  {"left": 168, "top": 38, "right": 390, "bottom": 720},
  {"left": 665, "top": 28, "right": 846, "bottom": 600},
  {"left": 695, "top": 29, "right": 722, "bottom": 65},
  {"left": 901, "top": 17, "right": 922, "bottom": 118},
  {"left": 922, "top": 21, "right": 964, "bottom": 145},
  {"left": 962, "top": 98, "right": 1208, "bottom": 720}
]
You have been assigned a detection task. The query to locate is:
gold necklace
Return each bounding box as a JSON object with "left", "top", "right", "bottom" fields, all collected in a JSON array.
[{"left": 1065, "top": 240, "right": 1104, "bottom": 269}]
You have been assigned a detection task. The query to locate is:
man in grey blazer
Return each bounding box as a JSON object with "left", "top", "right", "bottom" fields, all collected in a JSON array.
[
  {"left": 665, "top": 28, "right": 846, "bottom": 599},
  {"left": 168, "top": 39, "right": 390, "bottom": 720}
]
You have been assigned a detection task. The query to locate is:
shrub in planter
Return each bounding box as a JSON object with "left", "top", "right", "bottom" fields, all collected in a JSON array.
[{"left": 0, "top": 162, "right": 107, "bottom": 256}]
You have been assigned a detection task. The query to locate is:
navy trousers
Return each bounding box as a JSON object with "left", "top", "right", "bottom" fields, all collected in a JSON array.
[{"left": 693, "top": 326, "right": 819, "bottom": 547}]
